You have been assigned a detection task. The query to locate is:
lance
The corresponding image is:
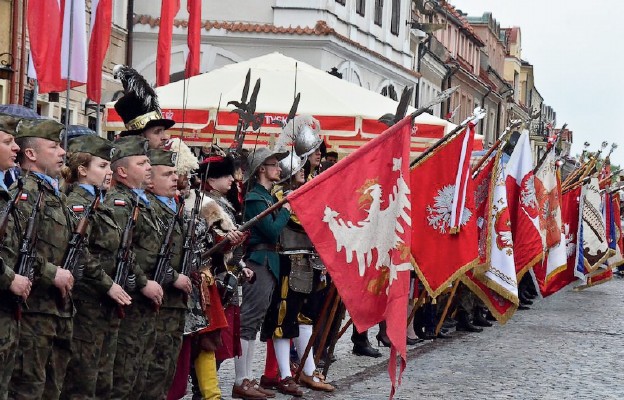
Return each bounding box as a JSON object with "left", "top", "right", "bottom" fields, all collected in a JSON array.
[
  {"left": 63, "top": 0, "right": 76, "bottom": 162},
  {"left": 410, "top": 86, "right": 459, "bottom": 120},
  {"left": 409, "top": 107, "right": 486, "bottom": 168}
]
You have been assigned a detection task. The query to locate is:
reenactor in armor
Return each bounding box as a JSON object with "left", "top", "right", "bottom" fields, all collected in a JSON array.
[
  {"left": 0, "top": 114, "right": 30, "bottom": 400},
  {"left": 8, "top": 119, "right": 75, "bottom": 400},
  {"left": 59, "top": 134, "right": 132, "bottom": 399}
]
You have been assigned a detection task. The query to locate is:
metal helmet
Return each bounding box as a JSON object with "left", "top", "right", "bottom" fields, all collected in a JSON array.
[
  {"left": 278, "top": 154, "right": 305, "bottom": 184},
  {"left": 276, "top": 114, "right": 322, "bottom": 158}
]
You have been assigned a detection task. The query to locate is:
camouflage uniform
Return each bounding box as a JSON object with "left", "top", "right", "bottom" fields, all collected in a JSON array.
[
  {"left": 0, "top": 114, "right": 22, "bottom": 400},
  {"left": 8, "top": 172, "right": 73, "bottom": 400},
  {"left": 142, "top": 192, "right": 186, "bottom": 400},
  {"left": 109, "top": 182, "right": 159, "bottom": 400},
  {"left": 0, "top": 183, "right": 22, "bottom": 400},
  {"left": 60, "top": 185, "right": 124, "bottom": 400}
]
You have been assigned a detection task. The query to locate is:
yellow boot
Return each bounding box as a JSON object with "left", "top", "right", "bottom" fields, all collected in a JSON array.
[{"left": 195, "top": 350, "right": 222, "bottom": 400}]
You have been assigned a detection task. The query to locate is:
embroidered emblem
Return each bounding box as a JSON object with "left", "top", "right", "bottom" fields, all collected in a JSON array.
[
  {"left": 426, "top": 184, "right": 472, "bottom": 234},
  {"left": 72, "top": 205, "right": 85, "bottom": 212},
  {"left": 114, "top": 199, "right": 126, "bottom": 206}
]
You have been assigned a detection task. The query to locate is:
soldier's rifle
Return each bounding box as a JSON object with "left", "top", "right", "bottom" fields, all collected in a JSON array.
[
  {"left": 152, "top": 202, "right": 185, "bottom": 306},
  {"left": 180, "top": 189, "right": 201, "bottom": 278},
  {"left": 13, "top": 182, "right": 45, "bottom": 321},
  {"left": 61, "top": 187, "right": 101, "bottom": 279},
  {"left": 112, "top": 196, "right": 140, "bottom": 319}
]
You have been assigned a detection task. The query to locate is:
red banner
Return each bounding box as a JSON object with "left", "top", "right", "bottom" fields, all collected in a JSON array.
[{"left": 156, "top": 0, "right": 180, "bottom": 86}]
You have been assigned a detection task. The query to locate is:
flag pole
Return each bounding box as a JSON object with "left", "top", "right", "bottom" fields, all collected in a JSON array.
[
  {"left": 63, "top": 0, "right": 76, "bottom": 162},
  {"left": 434, "top": 279, "right": 460, "bottom": 336},
  {"left": 533, "top": 123, "right": 567, "bottom": 174},
  {"left": 470, "top": 120, "right": 521, "bottom": 177}
]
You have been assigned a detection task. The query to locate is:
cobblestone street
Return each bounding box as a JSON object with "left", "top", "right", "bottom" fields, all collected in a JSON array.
[{"left": 193, "top": 279, "right": 624, "bottom": 399}]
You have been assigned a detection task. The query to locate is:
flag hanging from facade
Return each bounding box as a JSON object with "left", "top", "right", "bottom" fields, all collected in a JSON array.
[
  {"left": 87, "top": 0, "right": 113, "bottom": 102},
  {"left": 534, "top": 148, "right": 562, "bottom": 249},
  {"left": 156, "top": 0, "right": 181, "bottom": 86},
  {"left": 27, "top": 0, "right": 88, "bottom": 93},
  {"left": 463, "top": 149, "right": 518, "bottom": 323},
  {"left": 287, "top": 116, "right": 413, "bottom": 399},
  {"left": 185, "top": 0, "right": 202, "bottom": 78},
  {"left": 411, "top": 123, "right": 479, "bottom": 298},
  {"left": 505, "top": 131, "right": 543, "bottom": 279}
]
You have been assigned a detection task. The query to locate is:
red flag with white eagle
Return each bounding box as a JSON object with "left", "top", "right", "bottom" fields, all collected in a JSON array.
[
  {"left": 287, "top": 117, "right": 413, "bottom": 399},
  {"left": 534, "top": 147, "right": 562, "bottom": 249},
  {"left": 505, "top": 131, "right": 544, "bottom": 279},
  {"left": 410, "top": 123, "right": 479, "bottom": 298},
  {"left": 463, "top": 150, "right": 519, "bottom": 323}
]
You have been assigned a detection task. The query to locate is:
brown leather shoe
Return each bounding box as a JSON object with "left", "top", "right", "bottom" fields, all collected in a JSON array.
[
  {"left": 277, "top": 376, "right": 303, "bottom": 397},
  {"left": 250, "top": 379, "right": 276, "bottom": 398},
  {"left": 232, "top": 379, "right": 267, "bottom": 399},
  {"left": 299, "top": 371, "right": 335, "bottom": 392},
  {"left": 259, "top": 374, "right": 279, "bottom": 390}
]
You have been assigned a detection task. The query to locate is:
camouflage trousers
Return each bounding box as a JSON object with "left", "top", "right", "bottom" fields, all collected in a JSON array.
[
  {"left": 110, "top": 301, "right": 156, "bottom": 400},
  {"left": 60, "top": 300, "right": 121, "bottom": 400},
  {"left": 0, "top": 311, "right": 18, "bottom": 400},
  {"left": 9, "top": 313, "right": 73, "bottom": 400},
  {"left": 142, "top": 308, "right": 186, "bottom": 400}
]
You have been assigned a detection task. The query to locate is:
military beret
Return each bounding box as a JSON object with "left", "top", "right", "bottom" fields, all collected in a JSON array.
[
  {"left": 148, "top": 149, "right": 176, "bottom": 167},
  {"left": 0, "top": 113, "right": 20, "bottom": 136},
  {"left": 112, "top": 136, "right": 149, "bottom": 162},
  {"left": 15, "top": 118, "right": 65, "bottom": 142},
  {"left": 68, "top": 135, "right": 117, "bottom": 162}
]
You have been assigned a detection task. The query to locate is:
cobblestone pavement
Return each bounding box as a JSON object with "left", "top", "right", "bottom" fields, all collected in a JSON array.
[{"left": 184, "top": 279, "right": 624, "bottom": 399}]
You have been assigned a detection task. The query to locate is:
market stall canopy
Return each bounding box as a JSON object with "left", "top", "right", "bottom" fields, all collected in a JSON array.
[{"left": 105, "top": 52, "right": 482, "bottom": 155}]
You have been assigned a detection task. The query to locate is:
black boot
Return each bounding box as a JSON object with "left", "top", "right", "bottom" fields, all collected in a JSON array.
[
  {"left": 375, "top": 321, "right": 391, "bottom": 347},
  {"left": 473, "top": 309, "right": 493, "bottom": 327},
  {"left": 456, "top": 310, "right": 483, "bottom": 333},
  {"left": 352, "top": 328, "right": 382, "bottom": 358}
]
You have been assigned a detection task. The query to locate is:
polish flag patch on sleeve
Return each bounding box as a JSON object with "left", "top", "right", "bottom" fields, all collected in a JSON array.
[
  {"left": 71, "top": 205, "right": 85, "bottom": 213},
  {"left": 114, "top": 199, "right": 126, "bottom": 207},
  {"left": 20, "top": 193, "right": 28, "bottom": 201}
]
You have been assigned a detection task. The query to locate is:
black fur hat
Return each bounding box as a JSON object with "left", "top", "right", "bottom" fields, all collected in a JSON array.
[
  {"left": 113, "top": 65, "right": 175, "bottom": 136},
  {"left": 199, "top": 154, "right": 236, "bottom": 179}
]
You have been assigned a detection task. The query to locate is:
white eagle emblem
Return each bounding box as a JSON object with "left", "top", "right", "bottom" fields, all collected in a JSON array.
[
  {"left": 426, "top": 184, "right": 473, "bottom": 234},
  {"left": 322, "top": 158, "right": 412, "bottom": 286},
  {"left": 564, "top": 223, "right": 576, "bottom": 258}
]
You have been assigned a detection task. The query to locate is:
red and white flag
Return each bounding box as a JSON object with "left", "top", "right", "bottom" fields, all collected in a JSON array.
[
  {"left": 27, "top": 0, "right": 88, "bottom": 93},
  {"left": 534, "top": 148, "right": 562, "bottom": 249},
  {"left": 185, "top": 0, "right": 202, "bottom": 78},
  {"left": 287, "top": 117, "right": 413, "bottom": 399},
  {"left": 505, "top": 131, "right": 543, "bottom": 278},
  {"left": 86, "top": 0, "right": 113, "bottom": 103},
  {"left": 464, "top": 150, "right": 519, "bottom": 323},
  {"left": 156, "top": 0, "right": 181, "bottom": 86},
  {"left": 411, "top": 123, "right": 479, "bottom": 298}
]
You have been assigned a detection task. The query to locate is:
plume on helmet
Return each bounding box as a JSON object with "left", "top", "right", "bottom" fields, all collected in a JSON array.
[
  {"left": 113, "top": 64, "right": 160, "bottom": 113},
  {"left": 166, "top": 138, "right": 199, "bottom": 175}
]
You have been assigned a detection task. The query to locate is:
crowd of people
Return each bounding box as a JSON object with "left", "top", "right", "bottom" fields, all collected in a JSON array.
[{"left": 0, "top": 65, "right": 554, "bottom": 400}]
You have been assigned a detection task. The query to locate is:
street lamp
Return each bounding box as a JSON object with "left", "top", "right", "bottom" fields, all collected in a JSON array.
[{"left": 0, "top": 53, "right": 14, "bottom": 80}]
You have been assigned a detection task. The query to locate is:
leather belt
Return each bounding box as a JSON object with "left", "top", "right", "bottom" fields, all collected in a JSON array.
[{"left": 248, "top": 243, "right": 277, "bottom": 252}]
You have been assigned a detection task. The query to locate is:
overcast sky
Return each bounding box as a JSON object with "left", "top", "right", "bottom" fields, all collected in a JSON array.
[{"left": 451, "top": 0, "right": 624, "bottom": 161}]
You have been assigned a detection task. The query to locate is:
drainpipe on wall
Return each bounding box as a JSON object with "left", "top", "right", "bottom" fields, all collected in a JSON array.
[
  {"left": 441, "top": 63, "right": 459, "bottom": 119},
  {"left": 9, "top": 0, "right": 19, "bottom": 103},
  {"left": 479, "top": 85, "right": 492, "bottom": 137},
  {"left": 126, "top": 0, "right": 134, "bottom": 66},
  {"left": 413, "top": 36, "right": 431, "bottom": 108}
]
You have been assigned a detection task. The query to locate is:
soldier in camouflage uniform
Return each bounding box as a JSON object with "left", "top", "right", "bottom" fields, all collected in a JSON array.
[
  {"left": 0, "top": 114, "right": 31, "bottom": 400},
  {"left": 59, "top": 134, "right": 133, "bottom": 400},
  {"left": 142, "top": 149, "right": 192, "bottom": 400},
  {"left": 107, "top": 136, "right": 164, "bottom": 399},
  {"left": 8, "top": 119, "right": 75, "bottom": 400}
]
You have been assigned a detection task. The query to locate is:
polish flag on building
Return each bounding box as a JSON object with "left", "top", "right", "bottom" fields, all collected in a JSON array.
[
  {"left": 156, "top": 0, "right": 181, "bottom": 86},
  {"left": 411, "top": 123, "right": 479, "bottom": 298},
  {"left": 464, "top": 150, "right": 519, "bottom": 323},
  {"left": 505, "top": 131, "right": 543, "bottom": 279},
  {"left": 27, "top": 0, "right": 88, "bottom": 93},
  {"left": 185, "top": 0, "right": 202, "bottom": 78},
  {"left": 86, "top": 0, "right": 113, "bottom": 103},
  {"left": 287, "top": 116, "right": 413, "bottom": 399}
]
